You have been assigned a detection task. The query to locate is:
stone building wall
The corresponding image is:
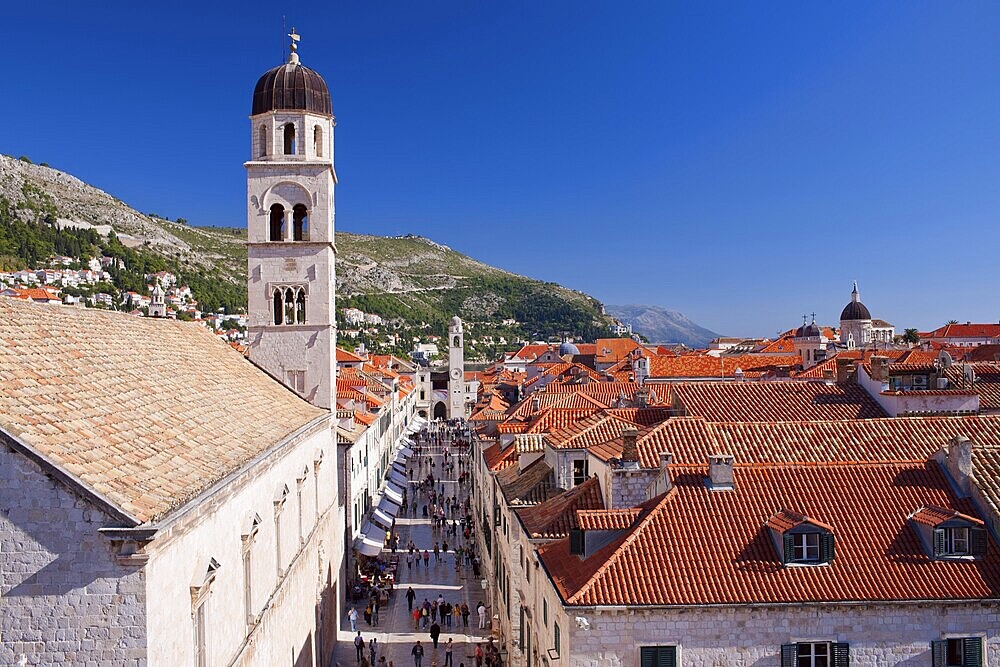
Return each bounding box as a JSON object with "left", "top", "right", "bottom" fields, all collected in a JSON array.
[
  {"left": 0, "top": 445, "right": 149, "bottom": 666},
  {"left": 560, "top": 602, "right": 1000, "bottom": 667}
]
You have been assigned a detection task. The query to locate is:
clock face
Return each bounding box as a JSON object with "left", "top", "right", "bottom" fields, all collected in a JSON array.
[{"left": 451, "top": 368, "right": 462, "bottom": 380}]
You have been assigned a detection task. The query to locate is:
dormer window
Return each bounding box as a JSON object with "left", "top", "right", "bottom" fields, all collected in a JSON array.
[
  {"left": 909, "top": 505, "right": 987, "bottom": 560},
  {"left": 766, "top": 509, "right": 835, "bottom": 566}
]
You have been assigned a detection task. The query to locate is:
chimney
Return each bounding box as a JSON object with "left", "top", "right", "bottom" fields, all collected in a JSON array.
[
  {"left": 870, "top": 356, "right": 890, "bottom": 383},
  {"left": 835, "top": 357, "right": 857, "bottom": 384},
  {"left": 658, "top": 451, "right": 674, "bottom": 493},
  {"left": 621, "top": 428, "right": 639, "bottom": 465},
  {"left": 946, "top": 435, "right": 974, "bottom": 496},
  {"left": 821, "top": 368, "right": 835, "bottom": 385},
  {"left": 708, "top": 454, "right": 735, "bottom": 490},
  {"left": 635, "top": 387, "right": 649, "bottom": 408},
  {"left": 531, "top": 395, "right": 541, "bottom": 413}
]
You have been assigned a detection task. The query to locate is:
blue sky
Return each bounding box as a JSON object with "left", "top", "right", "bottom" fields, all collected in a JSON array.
[{"left": 6, "top": 2, "right": 1000, "bottom": 335}]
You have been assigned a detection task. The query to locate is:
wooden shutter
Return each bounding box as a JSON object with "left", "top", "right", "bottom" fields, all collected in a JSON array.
[
  {"left": 656, "top": 647, "right": 676, "bottom": 667},
  {"left": 963, "top": 637, "right": 983, "bottom": 667},
  {"left": 933, "top": 528, "right": 946, "bottom": 557},
  {"left": 569, "top": 529, "right": 584, "bottom": 555},
  {"left": 969, "top": 528, "right": 988, "bottom": 558},
  {"left": 783, "top": 534, "right": 794, "bottom": 563},
  {"left": 931, "top": 640, "right": 947, "bottom": 667},
  {"left": 639, "top": 647, "right": 656, "bottom": 667},
  {"left": 820, "top": 532, "right": 836, "bottom": 563},
  {"left": 831, "top": 642, "right": 850, "bottom": 667},
  {"left": 780, "top": 644, "right": 797, "bottom": 667}
]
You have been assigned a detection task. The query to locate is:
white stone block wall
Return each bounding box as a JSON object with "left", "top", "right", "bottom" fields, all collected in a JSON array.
[
  {"left": 560, "top": 602, "right": 1000, "bottom": 667},
  {"left": 0, "top": 446, "right": 149, "bottom": 666}
]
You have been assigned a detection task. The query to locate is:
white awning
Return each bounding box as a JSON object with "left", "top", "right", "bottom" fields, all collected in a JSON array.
[
  {"left": 353, "top": 535, "right": 383, "bottom": 557},
  {"left": 398, "top": 446, "right": 415, "bottom": 457},
  {"left": 389, "top": 470, "right": 408, "bottom": 487},
  {"left": 383, "top": 484, "right": 404, "bottom": 505},
  {"left": 378, "top": 496, "right": 400, "bottom": 516},
  {"left": 372, "top": 507, "right": 395, "bottom": 530},
  {"left": 392, "top": 460, "right": 407, "bottom": 473},
  {"left": 393, "top": 454, "right": 408, "bottom": 467}
]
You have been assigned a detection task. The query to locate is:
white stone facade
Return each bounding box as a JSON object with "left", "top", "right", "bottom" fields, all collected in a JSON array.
[{"left": 555, "top": 602, "right": 999, "bottom": 667}]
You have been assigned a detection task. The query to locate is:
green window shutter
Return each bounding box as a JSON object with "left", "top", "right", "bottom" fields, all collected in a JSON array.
[
  {"left": 780, "top": 645, "right": 797, "bottom": 667},
  {"left": 933, "top": 528, "right": 946, "bottom": 557},
  {"left": 639, "top": 647, "right": 655, "bottom": 667},
  {"left": 969, "top": 528, "right": 988, "bottom": 558},
  {"left": 657, "top": 647, "right": 676, "bottom": 667},
  {"left": 820, "top": 532, "right": 836, "bottom": 562},
  {"left": 831, "top": 642, "right": 850, "bottom": 667},
  {"left": 783, "top": 533, "right": 794, "bottom": 563},
  {"left": 931, "top": 640, "right": 946, "bottom": 667},
  {"left": 962, "top": 637, "right": 983, "bottom": 667}
]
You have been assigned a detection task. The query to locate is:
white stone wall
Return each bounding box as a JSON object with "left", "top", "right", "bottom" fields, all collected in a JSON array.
[
  {"left": 558, "top": 602, "right": 999, "bottom": 667},
  {"left": 0, "top": 446, "right": 148, "bottom": 666},
  {"left": 143, "top": 421, "right": 342, "bottom": 667}
]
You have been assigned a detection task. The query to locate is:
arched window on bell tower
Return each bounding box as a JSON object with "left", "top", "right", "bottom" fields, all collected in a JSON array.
[
  {"left": 269, "top": 204, "right": 286, "bottom": 241},
  {"left": 284, "top": 288, "right": 296, "bottom": 325},
  {"left": 259, "top": 125, "right": 268, "bottom": 157},
  {"left": 273, "top": 289, "right": 283, "bottom": 325},
  {"left": 295, "top": 289, "right": 306, "bottom": 323},
  {"left": 293, "top": 204, "right": 309, "bottom": 241},
  {"left": 313, "top": 125, "right": 323, "bottom": 157},
  {"left": 283, "top": 123, "right": 296, "bottom": 155}
]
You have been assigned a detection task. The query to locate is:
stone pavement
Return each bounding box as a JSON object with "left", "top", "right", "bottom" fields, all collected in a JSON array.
[{"left": 336, "top": 429, "right": 490, "bottom": 667}]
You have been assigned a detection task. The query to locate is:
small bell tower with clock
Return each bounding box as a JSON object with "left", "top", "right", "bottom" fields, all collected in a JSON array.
[{"left": 448, "top": 316, "right": 465, "bottom": 418}]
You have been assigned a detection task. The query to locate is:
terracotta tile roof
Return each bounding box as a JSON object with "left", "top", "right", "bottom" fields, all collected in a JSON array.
[
  {"left": 498, "top": 393, "right": 610, "bottom": 433},
  {"left": 909, "top": 505, "right": 984, "bottom": 527},
  {"left": 595, "top": 338, "right": 642, "bottom": 364},
  {"left": 517, "top": 408, "right": 604, "bottom": 434},
  {"left": 947, "top": 362, "right": 1000, "bottom": 410},
  {"left": 648, "top": 354, "right": 802, "bottom": 379},
  {"left": 497, "top": 456, "right": 558, "bottom": 505},
  {"left": 545, "top": 412, "right": 645, "bottom": 450},
  {"left": 672, "top": 381, "right": 888, "bottom": 422},
  {"left": 336, "top": 347, "right": 366, "bottom": 363},
  {"left": 546, "top": 381, "right": 669, "bottom": 406},
  {"left": 483, "top": 441, "right": 519, "bottom": 472},
  {"left": 576, "top": 507, "right": 641, "bottom": 531},
  {"left": 509, "top": 344, "right": 552, "bottom": 362},
  {"left": 758, "top": 337, "right": 796, "bottom": 354},
  {"left": 353, "top": 410, "right": 376, "bottom": 426},
  {"left": 588, "top": 414, "right": 1000, "bottom": 469},
  {"left": 924, "top": 323, "right": 1000, "bottom": 339},
  {"left": 4, "top": 287, "right": 62, "bottom": 302},
  {"left": 764, "top": 509, "right": 834, "bottom": 533},
  {"left": 539, "top": 461, "right": 1000, "bottom": 606},
  {"left": 604, "top": 407, "right": 672, "bottom": 427},
  {"left": 972, "top": 445, "right": 1000, "bottom": 519},
  {"left": 792, "top": 349, "right": 908, "bottom": 379},
  {"left": 0, "top": 298, "right": 326, "bottom": 524},
  {"left": 516, "top": 477, "right": 605, "bottom": 539}
]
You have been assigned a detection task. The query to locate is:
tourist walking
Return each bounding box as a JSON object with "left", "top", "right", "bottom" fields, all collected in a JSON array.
[
  {"left": 348, "top": 606, "right": 358, "bottom": 632},
  {"left": 478, "top": 602, "right": 487, "bottom": 629},
  {"left": 461, "top": 603, "right": 470, "bottom": 628},
  {"left": 354, "top": 632, "right": 364, "bottom": 662},
  {"left": 406, "top": 587, "right": 416, "bottom": 612},
  {"left": 369, "top": 638, "right": 378, "bottom": 666},
  {"left": 412, "top": 640, "right": 425, "bottom": 667},
  {"left": 430, "top": 621, "right": 441, "bottom": 649},
  {"left": 444, "top": 638, "right": 454, "bottom": 667}
]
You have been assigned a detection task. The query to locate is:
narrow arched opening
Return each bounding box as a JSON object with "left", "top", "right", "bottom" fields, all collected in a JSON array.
[
  {"left": 269, "top": 204, "right": 285, "bottom": 241},
  {"left": 259, "top": 125, "right": 268, "bottom": 157},
  {"left": 272, "top": 289, "right": 283, "bottom": 325},
  {"left": 295, "top": 289, "right": 306, "bottom": 324},
  {"left": 283, "top": 123, "right": 296, "bottom": 155},
  {"left": 293, "top": 204, "right": 309, "bottom": 241},
  {"left": 284, "top": 288, "right": 296, "bottom": 325},
  {"left": 313, "top": 125, "right": 323, "bottom": 157}
]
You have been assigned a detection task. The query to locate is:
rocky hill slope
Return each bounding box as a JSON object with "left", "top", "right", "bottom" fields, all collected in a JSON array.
[
  {"left": 606, "top": 304, "right": 721, "bottom": 347},
  {"left": 0, "top": 154, "right": 611, "bottom": 340}
]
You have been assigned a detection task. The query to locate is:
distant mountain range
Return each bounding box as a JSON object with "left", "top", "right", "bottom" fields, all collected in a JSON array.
[{"left": 606, "top": 304, "right": 720, "bottom": 348}]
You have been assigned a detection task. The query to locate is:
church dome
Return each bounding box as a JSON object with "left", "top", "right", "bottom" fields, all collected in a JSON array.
[
  {"left": 252, "top": 62, "right": 332, "bottom": 117},
  {"left": 840, "top": 282, "right": 871, "bottom": 321},
  {"left": 795, "top": 322, "right": 821, "bottom": 338},
  {"left": 559, "top": 341, "right": 580, "bottom": 356}
]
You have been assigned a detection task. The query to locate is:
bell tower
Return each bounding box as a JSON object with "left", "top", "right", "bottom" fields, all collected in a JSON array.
[
  {"left": 448, "top": 316, "right": 465, "bottom": 418},
  {"left": 245, "top": 29, "right": 337, "bottom": 409}
]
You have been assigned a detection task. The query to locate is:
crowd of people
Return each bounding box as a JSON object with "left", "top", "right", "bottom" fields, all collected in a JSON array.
[{"left": 349, "top": 419, "right": 502, "bottom": 667}]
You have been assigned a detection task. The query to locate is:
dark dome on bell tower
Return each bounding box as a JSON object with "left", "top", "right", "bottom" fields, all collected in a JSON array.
[{"left": 251, "top": 29, "right": 332, "bottom": 117}]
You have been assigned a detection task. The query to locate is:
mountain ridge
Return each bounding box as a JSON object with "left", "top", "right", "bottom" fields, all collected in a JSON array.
[{"left": 605, "top": 303, "right": 721, "bottom": 348}]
